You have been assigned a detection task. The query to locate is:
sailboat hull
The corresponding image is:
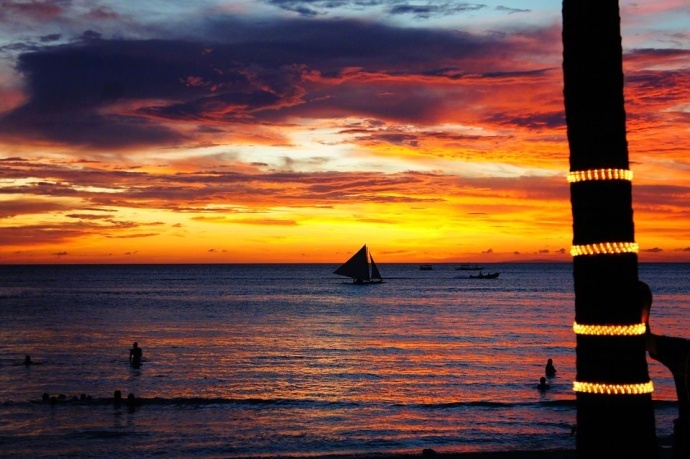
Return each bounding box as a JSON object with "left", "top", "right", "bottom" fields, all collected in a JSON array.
[{"left": 342, "top": 279, "right": 384, "bottom": 285}]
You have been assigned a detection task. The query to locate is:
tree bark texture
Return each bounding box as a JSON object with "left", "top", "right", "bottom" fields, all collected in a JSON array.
[{"left": 562, "top": 1, "right": 658, "bottom": 457}]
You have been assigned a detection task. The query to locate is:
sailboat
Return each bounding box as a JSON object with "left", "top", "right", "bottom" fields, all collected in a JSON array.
[{"left": 334, "top": 244, "right": 384, "bottom": 284}]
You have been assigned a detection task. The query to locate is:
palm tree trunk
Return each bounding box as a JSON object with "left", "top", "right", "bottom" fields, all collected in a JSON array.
[{"left": 562, "top": 1, "right": 658, "bottom": 457}]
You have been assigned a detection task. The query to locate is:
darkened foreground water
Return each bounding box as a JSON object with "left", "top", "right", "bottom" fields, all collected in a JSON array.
[{"left": 0, "top": 263, "right": 685, "bottom": 457}]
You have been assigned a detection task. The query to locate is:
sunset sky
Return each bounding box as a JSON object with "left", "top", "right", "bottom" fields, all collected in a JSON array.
[{"left": 0, "top": 0, "right": 689, "bottom": 264}]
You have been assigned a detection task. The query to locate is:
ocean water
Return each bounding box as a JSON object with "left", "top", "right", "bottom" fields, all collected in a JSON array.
[{"left": 0, "top": 263, "right": 686, "bottom": 457}]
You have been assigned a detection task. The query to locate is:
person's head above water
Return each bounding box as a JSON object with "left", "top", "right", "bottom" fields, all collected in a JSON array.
[{"left": 132, "top": 342, "right": 138, "bottom": 348}]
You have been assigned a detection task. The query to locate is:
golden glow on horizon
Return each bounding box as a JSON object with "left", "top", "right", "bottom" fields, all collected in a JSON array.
[
  {"left": 573, "top": 322, "right": 646, "bottom": 336},
  {"left": 573, "top": 380, "right": 654, "bottom": 395},
  {"left": 4, "top": 153, "right": 690, "bottom": 263},
  {"left": 570, "top": 242, "right": 640, "bottom": 257}
]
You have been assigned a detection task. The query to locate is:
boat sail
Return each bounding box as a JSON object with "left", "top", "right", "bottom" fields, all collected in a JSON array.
[{"left": 334, "top": 244, "right": 383, "bottom": 284}]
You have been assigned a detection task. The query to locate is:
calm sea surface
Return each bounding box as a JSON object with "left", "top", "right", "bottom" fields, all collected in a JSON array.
[{"left": 0, "top": 263, "right": 687, "bottom": 457}]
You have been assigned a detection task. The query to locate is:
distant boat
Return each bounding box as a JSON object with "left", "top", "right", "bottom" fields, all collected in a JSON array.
[
  {"left": 469, "top": 271, "right": 500, "bottom": 279},
  {"left": 334, "top": 244, "right": 384, "bottom": 284},
  {"left": 455, "top": 263, "right": 484, "bottom": 271},
  {"left": 419, "top": 264, "right": 433, "bottom": 271}
]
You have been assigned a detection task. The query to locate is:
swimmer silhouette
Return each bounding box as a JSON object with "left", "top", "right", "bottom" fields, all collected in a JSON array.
[
  {"left": 537, "top": 376, "right": 550, "bottom": 391},
  {"left": 129, "top": 342, "right": 143, "bottom": 368}
]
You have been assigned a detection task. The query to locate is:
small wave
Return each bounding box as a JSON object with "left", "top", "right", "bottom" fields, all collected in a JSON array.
[
  {"left": 69, "top": 430, "right": 132, "bottom": 440},
  {"left": 405, "top": 400, "right": 577, "bottom": 409},
  {"left": 22, "top": 396, "right": 360, "bottom": 409},
  {"left": 405, "top": 399, "right": 678, "bottom": 410},
  {"left": 15, "top": 397, "right": 675, "bottom": 411}
]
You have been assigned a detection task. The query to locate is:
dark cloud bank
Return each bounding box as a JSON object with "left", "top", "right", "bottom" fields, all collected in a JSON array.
[{"left": 0, "top": 17, "right": 541, "bottom": 150}]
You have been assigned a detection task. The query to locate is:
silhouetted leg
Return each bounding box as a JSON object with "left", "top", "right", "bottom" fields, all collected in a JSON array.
[{"left": 648, "top": 334, "right": 690, "bottom": 458}]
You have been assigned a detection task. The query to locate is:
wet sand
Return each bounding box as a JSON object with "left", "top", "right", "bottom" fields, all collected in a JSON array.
[{"left": 252, "top": 450, "right": 576, "bottom": 459}]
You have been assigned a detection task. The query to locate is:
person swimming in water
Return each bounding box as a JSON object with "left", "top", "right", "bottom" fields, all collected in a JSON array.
[
  {"left": 545, "top": 358, "right": 557, "bottom": 378},
  {"left": 537, "top": 376, "right": 551, "bottom": 392},
  {"left": 537, "top": 376, "right": 550, "bottom": 391},
  {"left": 129, "top": 342, "right": 143, "bottom": 367}
]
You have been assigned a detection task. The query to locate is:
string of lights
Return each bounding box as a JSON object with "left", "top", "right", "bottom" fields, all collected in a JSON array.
[
  {"left": 568, "top": 167, "right": 652, "bottom": 395},
  {"left": 573, "top": 322, "right": 646, "bottom": 336},
  {"left": 570, "top": 242, "right": 639, "bottom": 256},
  {"left": 573, "top": 380, "right": 654, "bottom": 395},
  {"left": 567, "top": 168, "right": 633, "bottom": 183}
]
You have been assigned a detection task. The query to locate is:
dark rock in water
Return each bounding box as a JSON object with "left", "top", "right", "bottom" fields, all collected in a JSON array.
[{"left": 422, "top": 448, "right": 437, "bottom": 457}]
